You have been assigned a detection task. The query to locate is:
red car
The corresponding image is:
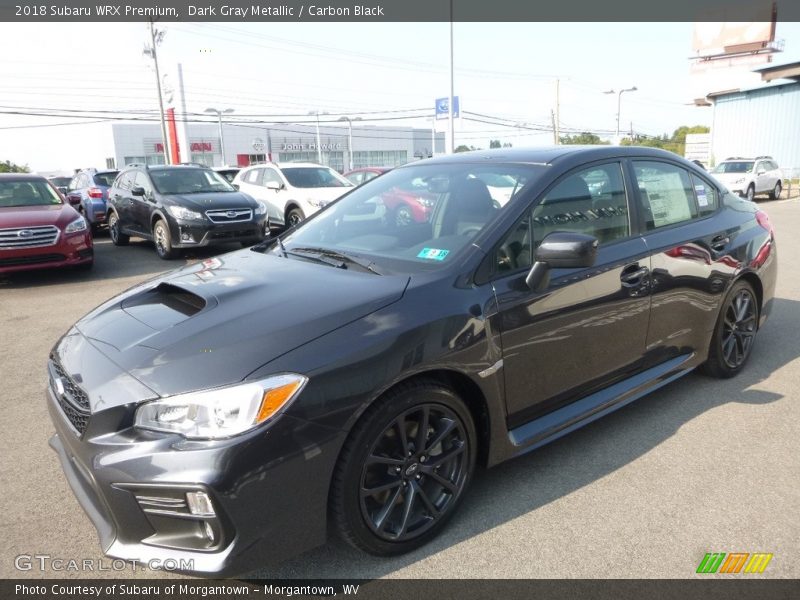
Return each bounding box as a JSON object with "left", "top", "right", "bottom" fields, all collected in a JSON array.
[{"left": 0, "top": 174, "right": 93, "bottom": 275}]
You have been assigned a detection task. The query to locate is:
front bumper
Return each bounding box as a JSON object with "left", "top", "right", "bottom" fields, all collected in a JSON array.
[
  {"left": 0, "top": 232, "right": 92, "bottom": 274},
  {"left": 168, "top": 216, "right": 268, "bottom": 249},
  {"left": 46, "top": 379, "right": 344, "bottom": 576}
]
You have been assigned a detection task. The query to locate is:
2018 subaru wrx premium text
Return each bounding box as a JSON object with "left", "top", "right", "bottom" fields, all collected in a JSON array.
[{"left": 47, "top": 147, "right": 776, "bottom": 575}]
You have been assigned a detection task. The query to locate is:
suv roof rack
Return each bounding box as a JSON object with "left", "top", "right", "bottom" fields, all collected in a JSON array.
[{"left": 755, "top": 155, "right": 773, "bottom": 160}]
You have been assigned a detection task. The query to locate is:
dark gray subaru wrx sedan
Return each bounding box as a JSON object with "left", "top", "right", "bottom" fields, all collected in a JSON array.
[{"left": 47, "top": 146, "right": 776, "bottom": 575}]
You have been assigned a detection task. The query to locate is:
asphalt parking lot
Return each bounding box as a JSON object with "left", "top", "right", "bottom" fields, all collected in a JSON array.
[{"left": 1, "top": 200, "right": 798, "bottom": 580}]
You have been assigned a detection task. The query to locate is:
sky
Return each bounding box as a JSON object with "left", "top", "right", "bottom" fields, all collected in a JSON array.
[{"left": 1, "top": 20, "right": 799, "bottom": 172}]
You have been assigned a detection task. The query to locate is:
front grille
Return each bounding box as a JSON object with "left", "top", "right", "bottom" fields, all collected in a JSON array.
[
  {"left": 209, "top": 229, "right": 257, "bottom": 240},
  {"left": 205, "top": 208, "right": 253, "bottom": 224},
  {"left": 50, "top": 358, "right": 90, "bottom": 435},
  {"left": 0, "top": 253, "right": 66, "bottom": 267},
  {"left": 0, "top": 225, "right": 59, "bottom": 249}
]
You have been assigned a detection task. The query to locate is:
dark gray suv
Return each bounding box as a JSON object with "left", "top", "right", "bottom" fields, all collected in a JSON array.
[{"left": 107, "top": 165, "right": 268, "bottom": 259}]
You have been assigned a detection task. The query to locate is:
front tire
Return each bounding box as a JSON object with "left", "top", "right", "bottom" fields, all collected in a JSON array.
[
  {"left": 745, "top": 184, "right": 755, "bottom": 202},
  {"left": 769, "top": 180, "right": 782, "bottom": 200},
  {"left": 108, "top": 211, "right": 129, "bottom": 246},
  {"left": 286, "top": 207, "right": 305, "bottom": 227},
  {"left": 702, "top": 280, "right": 759, "bottom": 378},
  {"left": 330, "top": 380, "right": 476, "bottom": 556},
  {"left": 153, "top": 219, "right": 178, "bottom": 260}
]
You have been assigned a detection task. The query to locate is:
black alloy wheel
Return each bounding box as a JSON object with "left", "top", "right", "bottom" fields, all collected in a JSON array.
[
  {"left": 770, "top": 181, "right": 782, "bottom": 200},
  {"left": 703, "top": 281, "right": 759, "bottom": 378},
  {"left": 108, "top": 211, "right": 129, "bottom": 246},
  {"left": 331, "top": 381, "right": 476, "bottom": 555},
  {"left": 745, "top": 185, "right": 755, "bottom": 202},
  {"left": 394, "top": 205, "right": 413, "bottom": 227}
]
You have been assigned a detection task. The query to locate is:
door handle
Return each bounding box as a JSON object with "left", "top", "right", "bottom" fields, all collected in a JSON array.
[
  {"left": 620, "top": 264, "right": 649, "bottom": 287},
  {"left": 711, "top": 235, "right": 729, "bottom": 252}
]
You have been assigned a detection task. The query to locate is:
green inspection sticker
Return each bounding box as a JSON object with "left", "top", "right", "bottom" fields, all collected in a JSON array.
[{"left": 417, "top": 248, "right": 450, "bottom": 261}]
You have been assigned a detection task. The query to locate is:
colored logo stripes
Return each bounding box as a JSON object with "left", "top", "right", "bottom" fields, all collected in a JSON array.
[{"left": 697, "top": 552, "right": 773, "bottom": 574}]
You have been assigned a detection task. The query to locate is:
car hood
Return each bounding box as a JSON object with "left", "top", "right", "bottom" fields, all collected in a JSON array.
[
  {"left": 0, "top": 204, "right": 78, "bottom": 229},
  {"left": 164, "top": 191, "right": 256, "bottom": 210},
  {"left": 68, "top": 249, "right": 409, "bottom": 399}
]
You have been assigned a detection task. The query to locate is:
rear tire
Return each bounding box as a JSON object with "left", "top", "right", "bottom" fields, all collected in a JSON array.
[
  {"left": 701, "top": 280, "right": 759, "bottom": 378},
  {"left": 769, "top": 180, "right": 782, "bottom": 200},
  {"left": 153, "top": 219, "right": 178, "bottom": 260},
  {"left": 330, "top": 380, "right": 476, "bottom": 556},
  {"left": 108, "top": 211, "right": 129, "bottom": 246},
  {"left": 745, "top": 184, "right": 755, "bottom": 202}
]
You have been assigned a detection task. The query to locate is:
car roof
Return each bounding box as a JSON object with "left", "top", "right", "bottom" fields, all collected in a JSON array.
[
  {"left": 0, "top": 173, "right": 47, "bottom": 182},
  {"left": 244, "top": 161, "right": 328, "bottom": 170},
  {"left": 410, "top": 145, "right": 695, "bottom": 167}
]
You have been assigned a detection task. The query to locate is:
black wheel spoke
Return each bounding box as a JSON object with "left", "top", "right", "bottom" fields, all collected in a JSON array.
[
  {"left": 426, "top": 443, "right": 465, "bottom": 468},
  {"left": 415, "top": 406, "right": 430, "bottom": 453},
  {"left": 396, "top": 484, "right": 417, "bottom": 537},
  {"left": 367, "top": 454, "right": 404, "bottom": 467},
  {"left": 395, "top": 416, "right": 410, "bottom": 457},
  {"left": 361, "top": 479, "right": 401, "bottom": 498},
  {"left": 424, "top": 468, "right": 459, "bottom": 493},
  {"left": 413, "top": 481, "right": 440, "bottom": 517},
  {"left": 373, "top": 486, "right": 403, "bottom": 531},
  {"left": 425, "top": 419, "right": 456, "bottom": 453}
]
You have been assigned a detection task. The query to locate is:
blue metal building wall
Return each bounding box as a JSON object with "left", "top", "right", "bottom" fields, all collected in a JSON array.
[{"left": 711, "top": 82, "right": 800, "bottom": 172}]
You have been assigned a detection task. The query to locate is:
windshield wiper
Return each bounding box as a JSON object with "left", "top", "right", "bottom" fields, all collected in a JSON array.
[
  {"left": 284, "top": 248, "right": 347, "bottom": 269},
  {"left": 290, "top": 247, "right": 382, "bottom": 275}
]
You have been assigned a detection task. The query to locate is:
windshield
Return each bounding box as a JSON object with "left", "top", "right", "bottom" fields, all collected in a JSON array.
[
  {"left": 282, "top": 167, "right": 353, "bottom": 188},
  {"left": 0, "top": 180, "right": 63, "bottom": 208},
  {"left": 216, "top": 169, "right": 239, "bottom": 183},
  {"left": 49, "top": 177, "right": 71, "bottom": 187},
  {"left": 149, "top": 168, "right": 236, "bottom": 194},
  {"left": 712, "top": 161, "right": 754, "bottom": 174},
  {"left": 93, "top": 171, "right": 118, "bottom": 186},
  {"left": 269, "top": 163, "right": 541, "bottom": 273}
]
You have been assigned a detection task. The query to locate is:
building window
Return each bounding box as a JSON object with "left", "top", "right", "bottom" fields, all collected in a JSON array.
[
  {"left": 105, "top": 157, "right": 116, "bottom": 169},
  {"left": 352, "top": 151, "right": 408, "bottom": 169}
]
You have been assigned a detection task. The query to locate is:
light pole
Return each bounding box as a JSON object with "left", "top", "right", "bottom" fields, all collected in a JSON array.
[
  {"left": 447, "top": 0, "right": 455, "bottom": 154},
  {"left": 338, "top": 116, "right": 361, "bottom": 171},
  {"left": 144, "top": 20, "right": 170, "bottom": 165},
  {"left": 204, "top": 107, "right": 234, "bottom": 166},
  {"left": 604, "top": 86, "right": 637, "bottom": 143}
]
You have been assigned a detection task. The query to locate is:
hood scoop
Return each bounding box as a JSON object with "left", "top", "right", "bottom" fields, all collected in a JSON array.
[{"left": 120, "top": 283, "right": 210, "bottom": 330}]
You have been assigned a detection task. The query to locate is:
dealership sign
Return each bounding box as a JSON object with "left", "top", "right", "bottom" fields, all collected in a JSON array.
[
  {"left": 154, "top": 141, "right": 215, "bottom": 152},
  {"left": 435, "top": 96, "right": 460, "bottom": 119},
  {"left": 281, "top": 142, "right": 343, "bottom": 151}
]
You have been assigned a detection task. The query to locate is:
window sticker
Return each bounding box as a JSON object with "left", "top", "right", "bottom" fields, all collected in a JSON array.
[
  {"left": 695, "top": 184, "right": 709, "bottom": 207},
  {"left": 417, "top": 248, "right": 450, "bottom": 261},
  {"left": 639, "top": 172, "right": 692, "bottom": 227}
]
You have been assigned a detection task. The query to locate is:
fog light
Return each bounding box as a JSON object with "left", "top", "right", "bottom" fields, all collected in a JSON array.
[
  {"left": 181, "top": 232, "right": 194, "bottom": 242},
  {"left": 186, "top": 491, "right": 215, "bottom": 517},
  {"left": 203, "top": 521, "right": 215, "bottom": 543}
]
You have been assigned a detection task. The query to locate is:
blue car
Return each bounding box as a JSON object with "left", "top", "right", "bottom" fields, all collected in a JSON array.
[{"left": 65, "top": 169, "right": 119, "bottom": 231}]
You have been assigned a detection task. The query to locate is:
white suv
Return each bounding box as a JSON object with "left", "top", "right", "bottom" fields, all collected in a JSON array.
[
  {"left": 710, "top": 156, "right": 783, "bottom": 201},
  {"left": 233, "top": 162, "right": 354, "bottom": 227}
]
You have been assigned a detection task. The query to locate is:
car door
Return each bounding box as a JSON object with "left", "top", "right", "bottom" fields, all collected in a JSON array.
[
  {"left": 261, "top": 167, "right": 287, "bottom": 221},
  {"left": 109, "top": 171, "right": 135, "bottom": 231},
  {"left": 630, "top": 160, "right": 734, "bottom": 368},
  {"left": 132, "top": 171, "right": 156, "bottom": 235},
  {"left": 753, "top": 160, "right": 770, "bottom": 193},
  {"left": 489, "top": 161, "right": 652, "bottom": 429}
]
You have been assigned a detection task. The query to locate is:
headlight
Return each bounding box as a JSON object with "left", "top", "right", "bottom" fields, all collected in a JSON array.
[
  {"left": 307, "top": 199, "right": 329, "bottom": 209},
  {"left": 64, "top": 216, "right": 87, "bottom": 234},
  {"left": 254, "top": 202, "right": 267, "bottom": 215},
  {"left": 418, "top": 198, "right": 434, "bottom": 208},
  {"left": 134, "top": 374, "right": 307, "bottom": 439},
  {"left": 166, "top": 205, "right": 204, "bottom": 220}
]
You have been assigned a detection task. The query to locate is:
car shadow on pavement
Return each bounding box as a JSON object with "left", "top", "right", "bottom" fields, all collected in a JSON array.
[
  {"left": 0, "top": 234, "right": 243, "bottom": 289},
  {"left": 246, "top": 296, "right": 798, "bottom": 579}
]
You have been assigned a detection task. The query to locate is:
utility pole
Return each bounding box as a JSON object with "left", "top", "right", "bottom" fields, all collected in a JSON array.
[
  {"left": 555, "top": 78, "right": 560, "bottom": 145},
  {"left": 551, "top": 110, "right": 557, "bottom": 145},
  {"left": 145, "top": 20, "right": 170, "bottom": 165},
  {"left": 447, "top": 0, "right": 455, "bottom": 154}
]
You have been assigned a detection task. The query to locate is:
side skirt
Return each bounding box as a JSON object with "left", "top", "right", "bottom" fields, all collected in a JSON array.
[{"left": 508, "top": 353, "right": 696, "bottom": 456}]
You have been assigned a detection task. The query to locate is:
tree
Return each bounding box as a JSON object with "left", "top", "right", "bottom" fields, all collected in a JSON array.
[
  {"left": 621, "top": 125, "right": 709, "bottom": 156},
  {"left": 0, "top": 160, "right": 29, "bottom": 173},
  {"left": 559, "top": 132, "right": 608, "bottom": 145},
  {"left": 489, "top": 139, "right": 501, "bottom": 149},
  {"left": 454, "top": 145, "right": 479, "bottom": 153}
]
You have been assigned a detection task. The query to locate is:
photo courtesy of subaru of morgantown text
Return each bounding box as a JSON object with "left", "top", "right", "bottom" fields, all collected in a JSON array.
[{"left": 46, "top": 146, "right": 776, "bottom": 575}]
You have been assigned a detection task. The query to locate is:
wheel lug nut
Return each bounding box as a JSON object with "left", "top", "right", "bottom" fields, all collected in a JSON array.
[
  {"left": 420, "top": 455, "right": 426, "bottom": 462},
  {"left": 415, "top": 474, "right": 421, "bottom": 480}
]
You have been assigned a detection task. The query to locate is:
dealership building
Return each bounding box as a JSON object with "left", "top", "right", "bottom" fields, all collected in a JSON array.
[{"left": 97, "top": 122, "right": 445, "bottom": 172}]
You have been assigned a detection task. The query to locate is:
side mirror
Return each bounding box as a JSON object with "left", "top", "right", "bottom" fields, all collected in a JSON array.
[
  {"left": 757, "top": 170, "right": 765, "bottom": 176},
  {"left": 525, "top": 231, "right": 599, "bottom": 292},
  {"left": 57, "top": 186, "right": 68, "bottom": 195},
  {"left": 265, "top": 181, "right": 282, "bottom": 191},
  {"left": 131, "top": 186, "right": 146, "bottom": 197}
]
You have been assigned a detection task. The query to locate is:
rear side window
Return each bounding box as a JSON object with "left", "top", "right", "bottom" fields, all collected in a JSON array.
[
  {"left": 632, "top": 161, "right": 697, "bottom": 231},
  {"left": 94, "top": 172, "right": 118, "bottom": 186},
  {"left": 116, "top": 171, "right": 135, "bottom": 191},
  {"left": 244, "top": 168, "right": 262, "bottom": 184},
  {"left": 690, "top": 174, "right": 718, "bottom": 217}
]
